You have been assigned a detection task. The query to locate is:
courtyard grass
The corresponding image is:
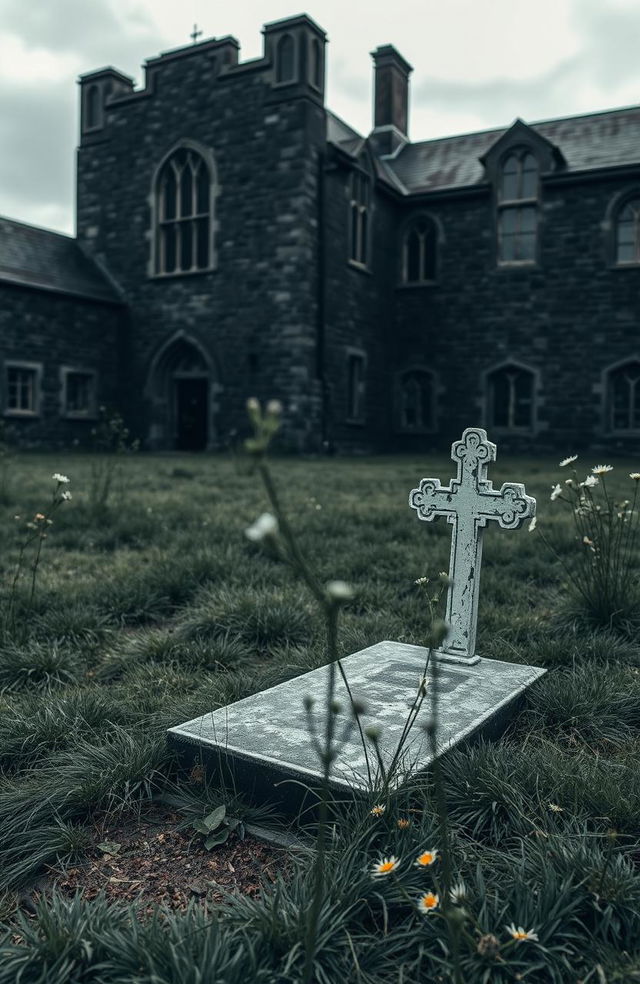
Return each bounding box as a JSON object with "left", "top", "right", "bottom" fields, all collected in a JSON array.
[{"left": 0, "top": 450, "right": 639, "bottom": 982}]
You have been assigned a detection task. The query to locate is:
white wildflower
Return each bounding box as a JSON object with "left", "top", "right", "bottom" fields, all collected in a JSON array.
[
  {"left": 581, "top": 475, "right": 598, "bottom": 488},
  {"left": 559, "top": 455, "right": 577, "bottom": 467},
  {"left": 326, "top": 580, "right": 354, "bottom": 601},
  {"left": 592, "top": 464, "right": 613, "bottom": 475},
  {"left": 550, "top": 484, "right": 562, "bottom": 501},
  {"left": 245, "top": 512, "right": 278, "bottom": 542},
  {"left": 60, "top": 490, "right": 72, "bottom": 501},
  {"left": 52, "top": 473, "right": 70, "bottom": 484}
]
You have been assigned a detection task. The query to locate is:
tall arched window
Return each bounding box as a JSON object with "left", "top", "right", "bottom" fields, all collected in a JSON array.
[
  {"left": 349, "top": 171, "right": 370, "bottom": 267},
  {"left": 310, "top": 39, "right": 322, "bottom": 88},
  {"left": 155, "top": 147, "right": 212, "bottom": 275},
  {"left": 606, "top": 360, "right": 640, "bottom": 431},
  {"left": 276, "top": 34, "right": 295, "bottom": 83},
  {"left": 86, "top": 84, "right": 101, "bottom": 130},
  {"left": 397, "top": 369, "right": 435, "bottom": 431},
  {"left": 615, "top": 200, "right": 640, "bottom": 265},
  {"left": 402, "top": 217, "right": 437, "bottom": 284},
  {"left": 487, "top": 363, "right": 535, "bottom": 430},
  {"left": 497, "top": 150, "right": 539, "bottom": 263}
]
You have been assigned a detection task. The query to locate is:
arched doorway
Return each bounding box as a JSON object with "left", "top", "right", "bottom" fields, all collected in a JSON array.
[{"left": 147, "top": 335, "right": 214, "bottom": 450}]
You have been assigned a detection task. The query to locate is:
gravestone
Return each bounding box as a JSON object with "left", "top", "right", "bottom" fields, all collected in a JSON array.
[
  {"left": 409, "top": 426, "right": 535, "bottom": 663},
  {"left": 168, "top": 427, "right": 545, "bottom": 810}
]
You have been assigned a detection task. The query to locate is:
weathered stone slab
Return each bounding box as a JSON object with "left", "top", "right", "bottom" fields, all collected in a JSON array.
[{"left": 168, "top": 641, "right": 545, "bottom": 809}]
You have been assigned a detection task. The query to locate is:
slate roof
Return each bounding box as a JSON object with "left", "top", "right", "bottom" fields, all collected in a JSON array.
[
  {"left": 0, "top": 216, "right": 122, "bottom": 303},
  {"left": 327, "top": 104, "right": 640, "bottom": 195}
]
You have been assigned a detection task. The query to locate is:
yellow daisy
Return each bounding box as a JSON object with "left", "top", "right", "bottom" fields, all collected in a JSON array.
[
  {"left": 370, "top": 804, "right": 386, "bottom": 817},
  {"left": 592, "top": 464, "right": 613, "bottom": 475},
  {"left": 397, "top": 818, "right": 411, "bottom": 830},
  {"left": 414, "top": 848, "right": 438, "bottom": 867},
  {"left": 417, "top": 891, "right": 439, "bottom": 914},
  {"left": 371, "top": 856, "right": 400, "bottom": 878}
]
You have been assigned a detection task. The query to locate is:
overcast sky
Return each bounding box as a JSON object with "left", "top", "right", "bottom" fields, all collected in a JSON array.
[{"left": 1, "top": 0, "right": 639, "bottom": 236}]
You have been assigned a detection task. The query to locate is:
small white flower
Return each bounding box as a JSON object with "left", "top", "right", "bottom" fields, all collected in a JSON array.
[
  {"left": 245, "top": 512, "right": 278, "bottom": 542},
  {"left": 528, "top": 515, "right": 537, "bottom": 532},
  {"left": 52, "top": 473, "right": 70, "bottom": 484},
  {"left": 326, "top": 580, "right": 354, "bottom": 601},
  {"left": 592, "top": 464, "right": 613, "bottom": 475},
  {"left": 550, "top": 484, "right": 562, "bottom": 501},
  {"left": 506, "top": 923, "right": 539, "bottom": 943},
  {"left": 414, "top": 576, "right": 429, "bottom": 585},
  {"left": 60, "top": 490, "right": 72, "bottom": 501},
  {"left": 581, "top": 475, "right": 599, "bottom": 488},
  {"left": 630, "top": 473, "right": 640, "bottom": 481},
  {"left": 559, "top": 455, "right": 577, "bottom": 467},
  {"left": 450, "top": 881, "right": 467, "bottom": 904},
  {"left": 246, "top": 397, "right": 260, "bottom": 412},
  {"left": 266, "top": 399, "right": 282, "bottom": 415}
]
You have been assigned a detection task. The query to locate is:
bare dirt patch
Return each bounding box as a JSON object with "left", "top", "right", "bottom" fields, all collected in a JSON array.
[{"left": 31, "top": 804, "right": 292, "bottom": 916}]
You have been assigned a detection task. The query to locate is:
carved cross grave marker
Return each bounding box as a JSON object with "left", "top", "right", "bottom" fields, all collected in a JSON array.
[{"left": 409, "top": 427, "right": 535, "bottom": 664}]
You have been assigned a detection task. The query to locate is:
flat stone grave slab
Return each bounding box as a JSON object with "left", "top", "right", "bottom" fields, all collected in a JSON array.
[{"left": 168, "top": 641, "right": 545, "bottom": 812}]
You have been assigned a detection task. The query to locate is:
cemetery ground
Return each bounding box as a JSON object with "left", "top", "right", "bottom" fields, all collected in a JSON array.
[{"left": 0, "top": 450, "right": 639, "bottom": 982}]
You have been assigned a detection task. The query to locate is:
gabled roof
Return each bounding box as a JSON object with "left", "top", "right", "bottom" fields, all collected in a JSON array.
[
  {"left": 0, "top": 217, "right": 122, "bottom": 303},
  {"left": 327, "top": 104, "right": 640, "bottom": 195}
]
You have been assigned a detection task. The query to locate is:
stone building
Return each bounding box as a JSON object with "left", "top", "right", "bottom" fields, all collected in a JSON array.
[{"left": 2, "top": 13, "right": 640, "bottom": 452}]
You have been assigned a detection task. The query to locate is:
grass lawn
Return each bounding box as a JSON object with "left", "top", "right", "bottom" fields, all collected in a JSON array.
[{"left": 0, "top": 448, "right": 639, "bottom": 982}]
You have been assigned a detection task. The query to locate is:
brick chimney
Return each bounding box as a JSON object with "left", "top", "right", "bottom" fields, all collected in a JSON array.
[{"left": 370, "top": 45, "right": 412, "bottom": 155}]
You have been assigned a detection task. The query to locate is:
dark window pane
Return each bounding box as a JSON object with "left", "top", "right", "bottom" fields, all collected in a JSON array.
[
  {"left": 86, "top": 85, "right": 100, "bottom": 128},
  {"left": 521, "top": 154, "right": 538, "bottom": 198},
  {"left": 66, "top": 372, "right": 93, "bottom": 413},
  {"left": 180, "top": 220, "right": 193, "bottom": 270},
  {"left": 276, "top": 34, "right": 295, "bottom": 83},
  {"left": 196, "top": 218, "right": 209, "bottom": 268},
  {"left": 163, "top": 225, "right": 176, "bottom": 273},
  {"left": 406, "top": 229, "right": 421, "bottom": 282},
  {"left": 196, "top": 166, "right": 209, "bottom": 214},
  {"left": 518, "top": 231, "right": 536, "bottom": 261},
  {"left": 161, "top": 169, "right": 177, "bottom": 221},
  {"left": 360, "top": 209, "right": 368, "bottom": 265},
  {"left": 422, "top": 226, "right": 436, "bottom": 280},
  {"left": 350, "top": 203, "right": 359, "bottom": 261},
  {"left": 490, "top": 367, "right": 533, "bottom": 429},
  {"left": 520, "top": 206, "right": 537, "bottom": 232},
  {"left": 501, "top": 155, "right": 519, "bottom": 200},
  {"left": 180, "top": 166, "right": 193, "bottom": 218},
  {"left": 501, "top": 208, "right": 517, "bottom": 233},
  {"left": 310, "top": 39, "right": 321, "bottom": 87}
]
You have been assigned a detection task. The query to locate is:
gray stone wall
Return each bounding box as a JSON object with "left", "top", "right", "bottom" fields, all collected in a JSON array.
[
  {"left": 0, "top": 284, "right": 123, "bottom": 447},
  {"left": 77, "top": 31, "right": 326, "bottom": 452},
  {"left": 394, "top": 173, "right": 640, "bottom": 452}
]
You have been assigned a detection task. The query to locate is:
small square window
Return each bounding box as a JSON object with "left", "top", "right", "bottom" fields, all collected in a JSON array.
[
  {"left": 5, "top": 364, "right": 41, "bottom": 416},
  {"left": 62, "top": 369, "right": 97, "bottom": 418}
]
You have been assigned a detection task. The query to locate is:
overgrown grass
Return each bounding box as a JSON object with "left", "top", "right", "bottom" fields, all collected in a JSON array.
[{"left": 0, "top": 450, "right": 638, "bottom": 981}]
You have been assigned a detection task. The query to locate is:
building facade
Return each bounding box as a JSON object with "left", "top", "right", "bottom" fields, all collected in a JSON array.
[{"left": 2, "top": 13, "right": 640, "bottom": 452}]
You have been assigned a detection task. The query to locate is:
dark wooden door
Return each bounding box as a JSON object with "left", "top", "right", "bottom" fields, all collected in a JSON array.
[{"left": 175, "top": 378, "right": 207, "bottom": 450}]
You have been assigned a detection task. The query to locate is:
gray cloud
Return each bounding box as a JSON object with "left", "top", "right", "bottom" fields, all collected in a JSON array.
[
  {"left": 0, "top": 81, "right": 74, "bottom": 225},
  {"left": 0, "top": 0, "right": 164, "bottom": 78},
  {"left": 574, "top": 0, "right": 640, "bottom": 88}
]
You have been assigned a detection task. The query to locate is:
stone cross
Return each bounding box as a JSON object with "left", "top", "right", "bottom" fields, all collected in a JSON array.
[
  {"left": 190, "top": 24, "right": 203, "bottom": 43},
  {"left": 409, "top": 427, "right": 535, "bottom": 663}
]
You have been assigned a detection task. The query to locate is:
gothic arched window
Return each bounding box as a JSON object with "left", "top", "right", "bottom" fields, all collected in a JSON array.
[
  {"left": 276, "top": 34, "right": 295, "bottom": 83},
  {"left": 497, "top": 150, "right": 539, "bottom": 263},
  {"left": 606, "top": 360, "right": 640, "bottom": 431},
  {"left": 615, "top": 200, "right": 640, "bottom": 265},
  {"left": 487, "top": 364, "right": 535, "bottom": 430},
  {"left": 398, "top": 369, "right": 435, "bottom": 431},
  {"left": 402, "top": 217, "right": 437, "bottom": 284},
  {"left": 155, "top": 147, "right": 213, "bottom": 275}
]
